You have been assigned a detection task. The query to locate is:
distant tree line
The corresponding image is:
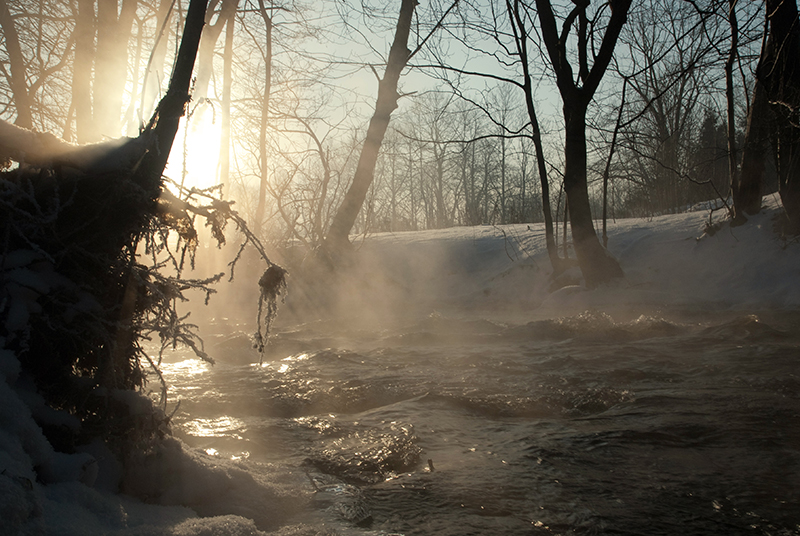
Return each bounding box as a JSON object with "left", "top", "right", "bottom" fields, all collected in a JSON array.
[{"left": 1, "top": 0, "right": 799, "bottom": 286}]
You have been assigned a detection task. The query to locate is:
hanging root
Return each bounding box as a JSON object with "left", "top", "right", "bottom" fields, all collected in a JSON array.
[
  {"left": 164, "top": 179, "right": 289, "bottom": 356},
  {"left": 254, "top": 264, "right": 288, "bottom": 358}
]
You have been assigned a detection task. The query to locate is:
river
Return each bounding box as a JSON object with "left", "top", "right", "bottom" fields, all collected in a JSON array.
[{"left": 160, "top": 310, "right": 800, "bottom": 535}]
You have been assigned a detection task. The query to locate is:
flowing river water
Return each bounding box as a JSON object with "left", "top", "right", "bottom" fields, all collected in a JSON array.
[{"left": 160, "top": 310, "right": 800, "bottom": 535}]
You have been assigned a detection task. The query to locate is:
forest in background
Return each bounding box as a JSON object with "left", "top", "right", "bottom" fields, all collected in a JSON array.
[{"left": 1, "top": 0, "right": 790, "bottom": 252}]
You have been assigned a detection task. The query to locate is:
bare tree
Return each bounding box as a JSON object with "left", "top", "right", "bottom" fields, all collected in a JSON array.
[
  {"left": 324, "top": 0, "right": 418, "bottom": 249},
  {"left": 731, "top": 0, "right": 800, "bottom": 229},
  {"left": 254, "top": 0, "right": 273, "bottom": 229},
  {"left": 325, "top": 0, "right": 458, "bottom": 250},
  {"left": 505, "top": 0, "right": 564, "bottom": 272},
  {"left": 0, "top": 0, "right": 33, "bottom": 128},
  {"left": 533, "top": 0, "right": 629, "bottom": 287},
  {"left": 139, "top": 0, "right": 175, "bottom": 127},
  {"left": 616, "top": 0, "right": 716, "bottom": 215},
  {"left": 194, "top": 0, "right": 239, "bottom": 102}
]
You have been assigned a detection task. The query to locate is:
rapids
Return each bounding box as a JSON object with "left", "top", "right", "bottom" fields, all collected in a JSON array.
[{"left": 160, "top": 311, "right": 800, "bottom": 535}]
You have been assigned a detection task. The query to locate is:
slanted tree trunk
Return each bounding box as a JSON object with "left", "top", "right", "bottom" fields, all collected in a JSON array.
[
  {"left": 324, "top": 0, "right": 416, "bottom": 249},
  {"left": 143, "top": 0, "right": 209, "bottom": 180},
  {"left": 111, "top": 0, "right": 209, "bottom": 383},
  {"left": 534, "top": 0, "right": 629, "bottom": 287},
  {"left": 0, "top": 0, "right": 33, "bottom": 128}
]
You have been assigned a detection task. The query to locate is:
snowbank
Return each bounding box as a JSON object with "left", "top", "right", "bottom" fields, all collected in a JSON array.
[
  {"left": 0, "top": 344, "right": 310, "bottom": 535},
  {"left": 320, "top": 195, "right": 800, "bottom": 323}
]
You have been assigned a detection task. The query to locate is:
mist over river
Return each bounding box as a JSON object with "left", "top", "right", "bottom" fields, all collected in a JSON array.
[{"left": 161, "top": 309, "right": 800, "bottom": 536}]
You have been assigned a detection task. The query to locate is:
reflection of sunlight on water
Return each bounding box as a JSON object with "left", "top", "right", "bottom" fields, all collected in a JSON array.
[
  {"left": 279, "top": 353, "right": 310, "bottom": 373},
  {"left": 161, "top": 358, "right": 211, "bottom": 376},
  {"left": 203, "top": 447, "right": 250, "bottom": 462},
  {"left": 251, "top": 353, "right": 311, "bottom": 374},
  {"left": 284, "top": 353, "right": 310, "bottom": 362},
  {"left": 184, "top": 416, "right": 246, "bottom": 439},
  {"left": 294, "top": 415, "right": 337, "bottom": 433}
]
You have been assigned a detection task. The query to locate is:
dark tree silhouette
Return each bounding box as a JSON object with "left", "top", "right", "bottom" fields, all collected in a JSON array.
[
  {"left": 754, "top": 0, "right": 800, "bottom": 230},
  {"left": 325, "top": 0, "right": 419, "bottom": 250},
  {"left": 0, "top": 0, "right": 33, "bottom": 128},
  {"left": 534, "top": 0, "right": 629, "bottom": 287}
]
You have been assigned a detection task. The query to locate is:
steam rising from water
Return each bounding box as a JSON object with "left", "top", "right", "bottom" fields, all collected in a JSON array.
[
  {"left": 160, "top": 309, "right": 800, "bottom": 535},
  {"left": 157, "top": 202, "right": 800, "bottom": 534}
]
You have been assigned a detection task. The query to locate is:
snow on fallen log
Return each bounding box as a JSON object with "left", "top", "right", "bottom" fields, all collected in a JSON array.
[{"left": 0, "top": 118, "right": 154, "bottom": 175}]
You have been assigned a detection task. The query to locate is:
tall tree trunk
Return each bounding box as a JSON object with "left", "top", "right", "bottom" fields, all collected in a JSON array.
[
  {"left": 564, "top": 103, "right": 623, "bottom": 286},
  {"left": 219, "top": 8, "right": 234, "bottom": 198},
  {"left": 94, "top": 0, "right": 138, "bottom": 139},
  {"left": 519, "top": 138, "right": 527, "bottom": 222},
  {"left": 437, "top": 145, "right": 446, "bottom": 227},
  {"left": 313, "top": 145, "right": 332, "bottom": 245},
  {"left": 736, "top": 76, "right": 768, "bottom": 216},
  {"left": 500, "top": 131, "right": 506, "bottom": 224},
  {"left": 507, "top": 0, "right": 562, "bottom": 273},
  {"left": 759, "top": 0, "right": 800, "bottom": 228},
  {"left": 602, "top": 78, "right": 626, "bottom": 247},
  {"left": 72, "top": 0, "right": 96, "bottom": 143},
  {"left": 140, "top": 0, "right": 174, "bottom": 124},
  {"left": 124, "top": 16, "right": 144, "bottom": 135},
  {"left": 255, "top": 0, "right": 273, "bottom": 230},
  {"left": 408, "top": 150, "right": 417, "bottom": 230},
  {"left": 0, "top": 0, "right": 33, "bottom": 128},
  {"left": 725, "top": 0, "right": 739, "bottom": 213},
  {"left": 534, "top": 0, "right": 629, "bottom": 286},
  {"left": 325, "top": 0, "right": 416, "bottom": 249},
  {"left": 528, "top": 95, "right": 560, "bottom": 269}
]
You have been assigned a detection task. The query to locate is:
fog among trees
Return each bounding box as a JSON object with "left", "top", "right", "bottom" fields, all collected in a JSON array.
[{"left": 2, "top": 0, "right": 800, "bottom": 282}]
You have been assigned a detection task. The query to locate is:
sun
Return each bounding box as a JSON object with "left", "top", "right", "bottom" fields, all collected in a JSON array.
[{"left": 164, "top": 105, "right": 222, "bottom": 193}]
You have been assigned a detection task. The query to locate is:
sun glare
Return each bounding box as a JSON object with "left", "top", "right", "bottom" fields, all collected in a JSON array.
[{"left": 164, "top": 106, "right": 222, "bottom": 192}]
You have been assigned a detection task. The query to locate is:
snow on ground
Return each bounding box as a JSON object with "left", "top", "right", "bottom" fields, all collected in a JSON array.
[
  {"left": 0, "top": 342, "right": 311, "bottom": 536},
  {"left": 320, "top": 194, "right": 800, "bottom": 325},
  {"left": 3, "top": 195, "right": 800, "bottom": 535}
]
